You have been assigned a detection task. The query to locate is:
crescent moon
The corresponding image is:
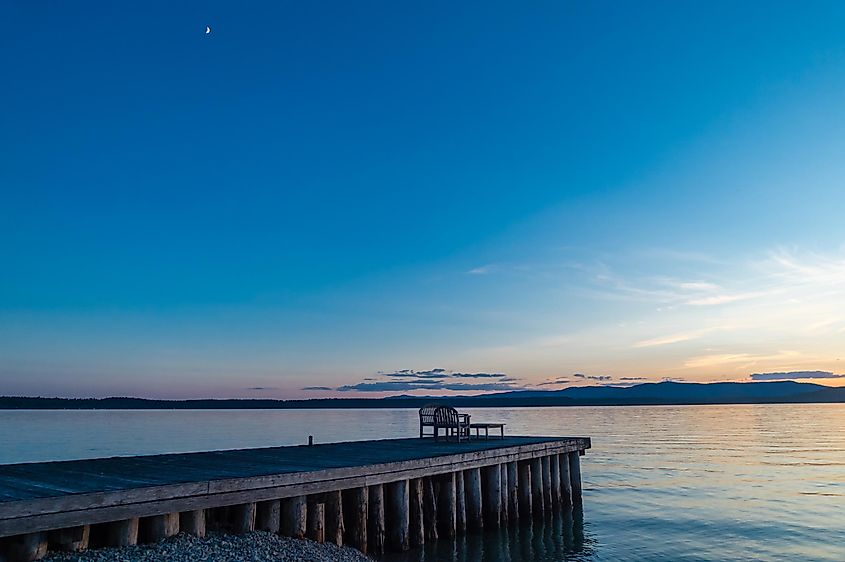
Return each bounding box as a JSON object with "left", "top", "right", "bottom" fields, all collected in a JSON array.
[{"left": 205, "top": 26, "right": 211, "bottom": 34}]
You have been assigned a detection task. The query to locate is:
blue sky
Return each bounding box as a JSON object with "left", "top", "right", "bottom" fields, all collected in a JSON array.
[{"left": 2, "top": 1, "right": 845, "bottom": 398}]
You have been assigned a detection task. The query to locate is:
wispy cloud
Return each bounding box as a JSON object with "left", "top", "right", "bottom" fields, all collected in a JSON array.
[
  {"left": 750, "top": 370, "right": 845, "bottom": 381},
  {"left": 336, "top": 381, "right": 521, "bottom": 392},
  {"left": 633, "top": 332, "right": 703, "bottom": 348},
  {"left": 574, "top": 373, "right": 612, "bottom": 381},
  {"left": 302, "top": 386, "right": 333, "bottom": 391}
]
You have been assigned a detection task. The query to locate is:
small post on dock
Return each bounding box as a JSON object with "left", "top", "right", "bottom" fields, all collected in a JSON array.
[
  {"left": 307, "top": 503, "right": 325, "bottom": 543},
  {"left": 568, "top": 451, "right": 583, "bottom": 503},
  {"left": 282, "top": 496, "right": 307, "bottom": 539},
  {"left": 386, "top": 480, "right": 410, "bottom": 552},
  {"left": 180, "top": 510, "right": 206, "bottom": 538},
  {"left": 368, "top": 484, "right": 386, "bottom": 554},
  {"left": 464, "top": 468, "right": 483, "bottom": 530}
]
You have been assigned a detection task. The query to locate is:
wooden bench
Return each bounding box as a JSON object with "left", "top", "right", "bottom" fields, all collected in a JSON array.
[
  {"left": 433, "top": 406, "right": 471, "bottom": 442},
  {"left": 418, "top": 404, "right": 439, "bottom": 438},
  {"left": 469, "top": 422, "right": 505, "bottom": 440}
]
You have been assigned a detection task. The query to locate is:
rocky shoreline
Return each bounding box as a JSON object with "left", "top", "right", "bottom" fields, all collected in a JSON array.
[{"left": 42, "top": 531, "right": 372, "bottom": 562}]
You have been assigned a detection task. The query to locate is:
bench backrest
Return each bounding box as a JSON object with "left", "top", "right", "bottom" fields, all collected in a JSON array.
[
  {"left": 434, "top": 406, "right": 460, "bottom": 426},
  {"left": 419, "top": 404, "right": 439, "bottom": 426}
]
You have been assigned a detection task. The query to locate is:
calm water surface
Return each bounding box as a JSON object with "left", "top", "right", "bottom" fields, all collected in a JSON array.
[{"left": 2, "top": 404, "right": 844, "bottom": 561}]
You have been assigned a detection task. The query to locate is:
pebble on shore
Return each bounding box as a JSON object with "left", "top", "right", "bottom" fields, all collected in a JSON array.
[{"left": 42, "top": 531, "right": 372, "bottom": 562}]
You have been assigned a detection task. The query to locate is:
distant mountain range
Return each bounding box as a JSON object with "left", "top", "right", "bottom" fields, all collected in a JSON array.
[{"left": 1, "top": 381, "right": 844, "bottom": 410}]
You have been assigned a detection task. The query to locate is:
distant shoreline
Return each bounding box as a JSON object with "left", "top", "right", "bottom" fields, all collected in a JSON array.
[{"left": 2, "top": 380, "right": 844, "bottom": 410}]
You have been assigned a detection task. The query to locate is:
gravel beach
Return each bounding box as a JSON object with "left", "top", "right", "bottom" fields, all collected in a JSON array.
[{"left": 42, "top": 532, "right": 372, "bottom": 562}]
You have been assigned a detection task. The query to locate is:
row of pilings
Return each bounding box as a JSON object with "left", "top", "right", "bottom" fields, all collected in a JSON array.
[{"left": 0, "top": 450, "right": 583, "bottom": 561}]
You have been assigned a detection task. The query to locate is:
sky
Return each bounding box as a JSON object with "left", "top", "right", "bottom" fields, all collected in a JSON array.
[{"left": 2, "top": 1, "right": 845, "bottom": 399}]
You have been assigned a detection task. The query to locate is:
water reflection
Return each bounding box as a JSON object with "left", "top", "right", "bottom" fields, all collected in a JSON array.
[{"left": 380, "top": 505, "right": 596, "bottom": 562}]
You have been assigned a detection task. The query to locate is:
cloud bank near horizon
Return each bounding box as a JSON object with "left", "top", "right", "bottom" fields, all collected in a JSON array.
[{"left": 750, "top": 370, "right": 845, "bottom": 381}]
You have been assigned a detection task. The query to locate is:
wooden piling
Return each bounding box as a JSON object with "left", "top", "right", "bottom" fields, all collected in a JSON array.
[
  {"left": 482, "top": 464, "right": 502, "bottom": 528},
  {"left": 542, "top": 456, "right": 553, "bottom": 510},
  {"left": 367, "top": 484, "right": 386, "bottom": 554},
  {"left": 530, "top": 457, "right": 545, "bottom": 517},
  {"left": 5, "top": 532, "right": 48, "bottom": 562},
  {"left": 141, "top": 513, "right": 179, "bottom": 543},
  {"left": 231, "top": 503, "right": 256, "bottom": 534},
  {"left": 307, "top": 503, "right": 325, "bottom": 543},
  {"left": 423, "top": 478, "right": 438, "bottom": 541},
  {"left": 409, "top": 478, "right": 424, "bottom": 547},
  {"left": 324, "top": 490, "right": 344, "bottom": 546},
  {"left": 464, "top": 468, "right": 483, "bottom": 530},
  {"left": 507, "top": 461, "right": 519, "bottom": 521},
  {"left": 500, "top": 463, "right": 509, "bottom": 524},
  {"left": 437, "top": 472, "right": 456, "bottom": 538},
  {"left": 569, "top": 451, "right": 583, "bottom": 503},
  {"left": 455, "top": 470, "right": 466, "bottom": 533},
  {"left": 386, "top": 480, "right": 410, "bottom": 552},
  {"left": 106, "top": 518, "right": 138, "bottom": 547},
  {"left": 559, "top": 453, "right": 573, "bottom": 506},
  {"left": 518, "top": 461, "right": 532, "bottom": 519},
  {"left": 344, "top": 486, "right": 368, "bottom": 554},
  {"left": 49, "top": 525, "right": 89, "bottom": 552},
  {"left": 255, "top": 500, "right": 281, "bottom": 534},
  {"left": 282, "top": 496, "right": 307, "bottom": 539},
  {"left": 180, "top": 510, "right": 206, "bottom": 538},
  {"left": 550, "top": 453, "right": 562, "bottom": 507}
]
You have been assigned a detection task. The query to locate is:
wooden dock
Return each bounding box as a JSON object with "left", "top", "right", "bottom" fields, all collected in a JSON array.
[{"left": 0, "top": 436, "right": 590, "bottom": 561}]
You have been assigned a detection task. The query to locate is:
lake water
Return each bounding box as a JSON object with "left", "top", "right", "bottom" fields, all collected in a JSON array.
[{"left": 2, "top": 404, "right": 844, "bottom": 561}]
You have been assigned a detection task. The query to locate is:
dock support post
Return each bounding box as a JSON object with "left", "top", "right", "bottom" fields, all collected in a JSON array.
[
  {"left": 518, "top": 461, "right": 532, "bottom": 519},
  {"left": 368, "top": 484, "right": 386, "bottom": 554},
  {"left": 455, "top": 470, "right": 466, "bottom": 533},
  {"left": 507, "top": 461, "right": 518, "bottom": 522},
  {"left": 142, "top": 513, "right": 179, "bottom": 542},
  {"left": 386, "top": 480, "right": 410, "bottom": 552},
  {"left": 464, "top": 468, "right": 483, "bottom": 530},
  {"left": 482, "top": 464, "right": 502, "bottom": 528},
  {"left": 6, "top": 532, "right": 48, "bottom": 562},
  {"left": 409, "top": 478, "right": 425, "bottom": 546},
  {"left": 530, "top": 457, "right": 545, "bottom": 517},
  {"left": 107, "top": 518, "right": 138, "bottom": 547},
  {"left": 437, "top": 472, "right": 456, "bottom": 538},
  {"left": 569, "top": 451, "right": 583, "bottom": 503},
  {"left": 423, "top": 477, "right": 438, "bottom": 541},
  {"left": 550, "top": 454, "right": 562, "bottom": 508},
  {"left": 50, "top": 525, "right": 89, "bottom": 552},
  {"left": 542, "top": 456, "right": 553, "bottom": 511},
  {"left": 345, "top": 486, "right": 368, "bottom": 554},
  {"left": 560, "top": 453, "right": 572, "bottom": 506},
  {"left": 500, "top": 463, "right": 509, "bottom": 524},
  {"left": 232, "top": 503, "right": 256, "bottom": 534},
  {"left": 256, "top": 500, "right": 281, "bottom": 533},
  {"left": 307, "top": 503, "right": 325, "bottom": 543},
  {"left": 180, "top": 510, "right": 206, "bottom": 538},
  {"left": 282, "top": 496, "right": 307, "bottom": 539},
  {"left": 325, "top": 490, "right": 344, "bottom": 546}
]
